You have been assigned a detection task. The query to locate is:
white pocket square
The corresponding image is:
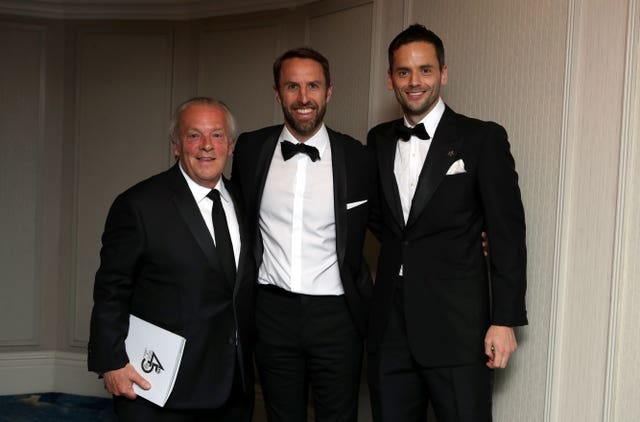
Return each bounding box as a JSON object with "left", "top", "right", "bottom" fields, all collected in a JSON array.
[
  {"left": 346, "top": 199, "right": 368, "bottom": 210},
  {"left": 445, "top": 159, "right": 466, "bottom": 175}
]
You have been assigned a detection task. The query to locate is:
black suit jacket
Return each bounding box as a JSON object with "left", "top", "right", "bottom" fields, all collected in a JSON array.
[
  {"left": 231, "top": 125, "right": 375, "bottom": 337},
  {"left": 367, "top": 106, "right": 527, "bottom": 367},
  {"left": 88, "top": 163, "right": 255, "bottom": 409}
]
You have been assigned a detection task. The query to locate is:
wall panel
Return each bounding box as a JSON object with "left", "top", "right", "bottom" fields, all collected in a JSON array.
[
  {"left": 308, "top": 1, "right": 373, "bottom": 141},
  {"left": 0, "top": 22, "right": 45, "bottom": 345},
  {"left": 197, "top": 21, "right": 281, "bottom": 134},
  {"left": 71, "top": 25, "right": 174, "bottom": 344},
  {"left": 411, "top": 0, "right": 569, "bottom": 420},
  {"left": 612, "top": 2, "right": 640, "bottom": 420}
]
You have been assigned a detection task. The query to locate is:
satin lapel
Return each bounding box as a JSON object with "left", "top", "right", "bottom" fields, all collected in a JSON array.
[
  {"left": 169, "top": 165, "right": 218, "bottom": 271},
  {"left": 406, "top": 107, "right": 462, "bottom": 228},
  {"left": 329, "top": 129, "right": 347, "bottom": 268},
  {"left": 376, "top": 120, "right": 405, "bottom": 232},
  {"left": 254, "top": 127, "right": 282, "bottom": 216},
  {"left": 252, "top": 126, "right": 281, "bottom": 267},
  {"left": 225, "top": 179, "right": 247, "bottom": 296}
]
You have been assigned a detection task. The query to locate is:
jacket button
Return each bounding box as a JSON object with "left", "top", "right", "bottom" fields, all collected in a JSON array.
[{"left": 228, "top": 337, "right": 235, "bottom": 345}]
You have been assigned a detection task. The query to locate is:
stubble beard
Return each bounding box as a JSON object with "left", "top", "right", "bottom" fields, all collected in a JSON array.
[{"left": 282, "top": 102, "right": 327, "bottom": 140}]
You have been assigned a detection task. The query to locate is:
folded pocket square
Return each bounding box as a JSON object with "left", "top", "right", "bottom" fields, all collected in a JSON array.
[
  {"left": 346, "top": 199, "right": 368, "bottom": 210},
  {"left": 446, "top": 159, "right": 466, "bottom": 175}
]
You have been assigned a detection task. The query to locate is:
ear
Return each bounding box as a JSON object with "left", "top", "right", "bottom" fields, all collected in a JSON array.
[
  {"left": 171, "top": 141, "right": 180, "bottom": 158},
  {"left": 274, "top": 85, "right": 283, "bottom": 105},
  {"left": 227, "top": 140, "right": 235, "bottom": 157},
  {"left": 441, "top": 64, "right": 448, "bottom": 86},
  {"left": 326, "top": 83, "right": 333, "bottom": 103},
  {"left": 386, "top": 69, "right": 393, "bottom": 91}
]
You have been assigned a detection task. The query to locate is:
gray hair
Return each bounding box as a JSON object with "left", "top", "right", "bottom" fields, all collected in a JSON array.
[{"left": 168, "top": 97, "right": 237, "bottom": 145}]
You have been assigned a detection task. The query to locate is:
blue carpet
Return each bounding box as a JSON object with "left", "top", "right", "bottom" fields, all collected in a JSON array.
[{"left": 0, "top": 393, "right": 116, "bottom": 421}]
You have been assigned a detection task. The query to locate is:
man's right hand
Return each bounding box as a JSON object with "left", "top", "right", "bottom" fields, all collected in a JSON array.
[{"left": 103, "top": 363, "right": 151, "bottom": 399}]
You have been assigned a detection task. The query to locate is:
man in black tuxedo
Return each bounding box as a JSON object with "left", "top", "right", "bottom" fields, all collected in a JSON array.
[
  {"left": 367, "top": 25, "right": 528, "bottom": 421},
  {"left": 88, "top": 97, "right": 255, "bottom": 421},
  {"left": 232, "top": 48, "right": 375, "bottom": 422}
]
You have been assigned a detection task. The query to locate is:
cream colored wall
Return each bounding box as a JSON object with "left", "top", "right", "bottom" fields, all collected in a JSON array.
[
  {"left": 1, "top": 0, "right": 639, "bottom": 420},
  {"left": 398, "top": 0, "right": 637, "bottom": 421}
]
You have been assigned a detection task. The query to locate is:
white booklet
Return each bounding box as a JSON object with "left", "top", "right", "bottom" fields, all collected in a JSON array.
[{"left": 124, "top": 315, "right": 186, "bottom": 407}]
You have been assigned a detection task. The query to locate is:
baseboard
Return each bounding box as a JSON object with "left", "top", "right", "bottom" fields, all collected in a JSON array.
[{"left": 0, "top": 351, "right": 109, "bottom": 397}]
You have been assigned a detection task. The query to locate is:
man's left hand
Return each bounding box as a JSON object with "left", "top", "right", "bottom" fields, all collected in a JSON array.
[{"left": 484, "top": 325, "right": 517, "bottom": 369}]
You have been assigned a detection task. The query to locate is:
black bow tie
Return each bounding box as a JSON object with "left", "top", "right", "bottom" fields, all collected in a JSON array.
[
  {"left": 395, "top": 122, "right": 430, "bottom": 141},
  {"left": 280, "top": 140, "right": 321, "bottom": 162}
]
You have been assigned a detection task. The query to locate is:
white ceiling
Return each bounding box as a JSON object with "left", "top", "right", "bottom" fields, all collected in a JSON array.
[{"left": 0, "top": 0, "right": 317, "bottom": 20}]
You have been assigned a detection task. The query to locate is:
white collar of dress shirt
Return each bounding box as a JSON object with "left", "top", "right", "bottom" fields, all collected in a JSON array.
[
  {"left": 279, "top": 123, "right": 329, "bottom": 159},
  {"left": 178, "top": 161, "right": 230, "bottom": 204},
  {"left": 403, "top": 96, "right": 445, "bottom": 138}
]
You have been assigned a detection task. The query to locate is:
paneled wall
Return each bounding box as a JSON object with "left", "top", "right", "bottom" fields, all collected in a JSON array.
[
  {"left": 70, "top": 23, "right": 175, "bottom": 345},
  {"left": 1, "top": 0, "right": 639, "bottom": 420},
  {"left": 0, "top": 22, "right": 45, "bottom": 346}
]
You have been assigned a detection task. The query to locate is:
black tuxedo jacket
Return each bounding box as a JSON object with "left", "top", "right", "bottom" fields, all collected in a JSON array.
[
  {"left": 231, "top": 125, "right": 375, "bottom": 338},
  {"left": 367, "top": 106, "right": 527, "bottom": 367},
  {"left": 88, "top": 163, "right": 255, "bottom": 409}
]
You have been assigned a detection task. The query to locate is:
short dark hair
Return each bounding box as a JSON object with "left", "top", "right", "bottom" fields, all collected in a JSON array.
[
  {"left": 388, "top": 24, "right": 445, "bottom": 71},
  {"left": 273, "top": 47, "right": 332, "bottom": 88},
  {"left": 169, "top": 97, "right": 237, "bottom": 144}
]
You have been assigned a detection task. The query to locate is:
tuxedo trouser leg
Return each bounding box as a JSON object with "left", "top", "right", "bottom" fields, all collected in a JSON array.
[
  {"left": 421, "top": 363, "right": 493, "bottom": 422},
  {"left": 255, "top": 285, "right": 309, "bottom": 422},
  {"left": 113, "top": 396, "right": 200, "bottom": 422},
  {"left": 368, "top": 289, "right": 428, "bottom": 422},
  {"left": 305, "top": 294, "right": 363, "bottom": 422},
  {"left": 211, "top": 356, "right": 255, "bottom": 422},
  {"left": 114, "top": 396, "right": 178, "bottom": 422}
]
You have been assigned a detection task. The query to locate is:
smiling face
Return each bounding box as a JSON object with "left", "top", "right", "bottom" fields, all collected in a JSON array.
[
  {"left": 274, "top": 57, "right": 332, "bottom": 142},
  {"left": 172, "top": 103, "right": 234, "bottom": 188},
  {"left": 388, "top": 41, "right": 448, "bottom": 125}
]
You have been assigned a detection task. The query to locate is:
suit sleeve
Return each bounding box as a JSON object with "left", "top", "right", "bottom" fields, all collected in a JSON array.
[
  {"left": 477, "top": 124, "right": 528, "bottom": 326},
  {"left": 366, "top": 129, "right": 383, "bottom": 240},
  {"left": 87, "top": 193, "right": 145, "bottom": 373}
]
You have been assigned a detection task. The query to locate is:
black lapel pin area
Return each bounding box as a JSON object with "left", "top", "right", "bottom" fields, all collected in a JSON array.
[{"left": 447, "top": 150, "right": 456, "bottom": 157}]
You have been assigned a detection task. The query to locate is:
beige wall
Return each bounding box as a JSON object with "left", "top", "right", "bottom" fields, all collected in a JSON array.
[{"left": 1, "top": 0, "right": 639, "bottom": 420}]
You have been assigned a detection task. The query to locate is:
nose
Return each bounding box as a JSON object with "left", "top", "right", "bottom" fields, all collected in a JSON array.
[
  {"left": 298, "top": 86, "right": 309, "bottom": 103},
  {"left": 201, "top": 136, "right": 214, "bottom": 151},
  {"left": 409, "top": 71, "right": 420, "bottom": 86}
]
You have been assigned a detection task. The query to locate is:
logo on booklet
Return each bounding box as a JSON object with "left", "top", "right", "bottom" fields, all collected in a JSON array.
[{"left": 141, "top": 348, "right": 165, "bottom": 374}]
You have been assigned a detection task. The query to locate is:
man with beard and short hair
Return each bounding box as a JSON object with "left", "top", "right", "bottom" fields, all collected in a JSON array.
[
  {"left": 231, "top": 47, "right": 376, "bottom": 422},
  {"left": 367, "top": 24, "right": 527, "bottom": 422}
]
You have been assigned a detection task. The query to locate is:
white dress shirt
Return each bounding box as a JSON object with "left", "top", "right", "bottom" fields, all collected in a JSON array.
[
  {"left": 394, "top": 97, "right": 446, "bottom": 223},
  {"left": 179, "top": 163, "right": 241, "bottom": 267},
  {"left": 258, "top": 124, "right": 343, "bottom": 295}
]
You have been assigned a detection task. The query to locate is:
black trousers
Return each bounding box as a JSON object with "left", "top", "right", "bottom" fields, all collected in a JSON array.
[
  {"left": 368, "top": 289, "right": 493, "bottom": 422},
  {"left": 113, "top": 358, "right": 253, "bottom": 422},
  {"left": 255, "top": 284, "right": 363, "bottom": 422}
]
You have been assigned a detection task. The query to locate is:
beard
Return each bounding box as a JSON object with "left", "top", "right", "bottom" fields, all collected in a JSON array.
[
  {"left": 393, "top": 86, "right": 439, "bottom": 122},
  {"left": 281, "top": 101, "right": 328, "bottom": 139}
]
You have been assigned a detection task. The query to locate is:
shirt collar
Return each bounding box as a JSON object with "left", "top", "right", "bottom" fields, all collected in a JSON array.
[
  {"left": 279, "top": 123, "right": 329, "bottom": 159},
  {"left": 403, "top": 97, "right": 445, "bottom": 138},
  {"left": 178, "top": 161, "right": 230, "bottom": 204}
]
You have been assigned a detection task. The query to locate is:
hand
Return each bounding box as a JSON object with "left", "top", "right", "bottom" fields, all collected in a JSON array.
[
  {"left": 484, "top": 325, "right": 517, "bottom": 369},
  {"left": 103, "top": 363, "right": 151, "bottom": 399},
  {"left": 481, "top": 231, "right": 489, "bottom": 257}
]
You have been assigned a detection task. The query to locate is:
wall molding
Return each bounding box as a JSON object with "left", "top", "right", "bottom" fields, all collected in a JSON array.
[
  {"left": 603, "top": 0, "right": 638, "bottom": 420},
  {"left": 0, "top": 21, "right": 46, "bottom": 347},
  {"left": 0, "top": 351, "right": 108, "bottom": 397},
  {"left": 544, "top": 0, "right": 578, "bottom": 420},
  {"left": 0, "top": 0, "right": 317, "bottom": 20}
]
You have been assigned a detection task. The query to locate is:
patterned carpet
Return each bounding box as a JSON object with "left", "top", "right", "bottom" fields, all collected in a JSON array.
[{"left": 0, "top": 393, "right": 116, "bottom": 422}]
